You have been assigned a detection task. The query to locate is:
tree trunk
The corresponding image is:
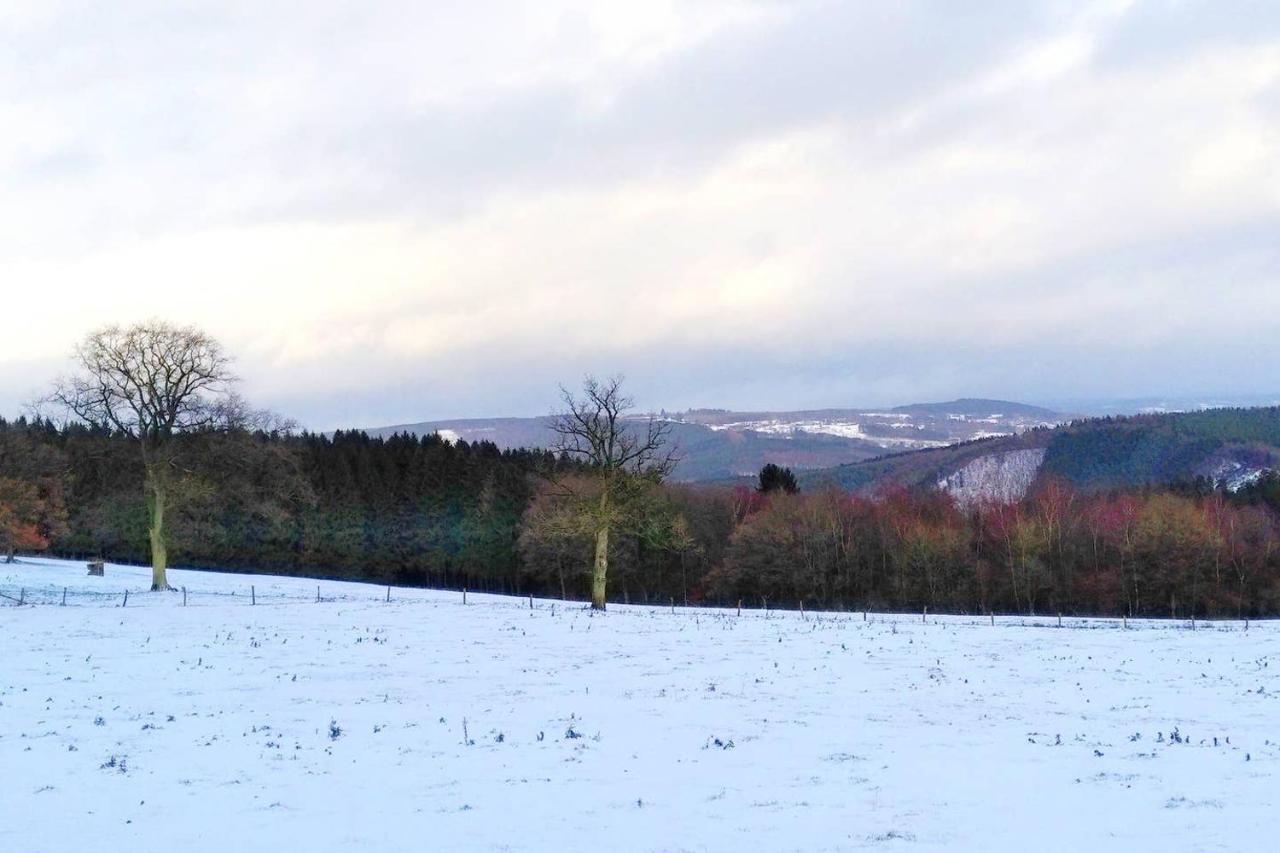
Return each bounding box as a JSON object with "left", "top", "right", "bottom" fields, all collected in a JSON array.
[
  {"left": 146, "top": 468, "right": 170, "bottom": 591},
  {"left": 1006, "top": 538, "right": 1020, "bottom": 614},
  {"left": 681, "top": 551, "right": 688, "bottom": 606},
  {"left": 591, "top": 525, "right": 609, "bottom": 610}
]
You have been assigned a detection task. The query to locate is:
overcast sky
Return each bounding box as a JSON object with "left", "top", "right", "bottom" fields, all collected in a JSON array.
[{"left": 2, "top": 1, "right": 1278, "bottom": 429}]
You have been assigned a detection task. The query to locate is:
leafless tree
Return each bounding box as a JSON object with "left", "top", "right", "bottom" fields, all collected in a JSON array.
[
  {"left": 550, "top": 375, "right": 678, "bottom": 610},
  {"left": 48, "top": 321, "right": 237, "bottom": 590}
]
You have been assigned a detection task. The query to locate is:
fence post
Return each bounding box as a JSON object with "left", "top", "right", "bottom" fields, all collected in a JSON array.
[
  {"left": 316, "top": 585, "right": 320, "bottom": 603},
  {"left": 122, "top": 590, "right": 128, "bottom": 608},
  {"left": 737, "top": 599, "right": 742, "bottom": 617},
  {"left": 1057, "top": 613, "right": 1062, "bottom": 628},
  {"left": 17, "top": 588, "right": 24, "bottom": 606},
  {"left": 800, "top": 600, "right": 806, "bottom": 621},
  {"left": 922, "top": 606, "right": 927, "bottom": 623},
  {"left": 386, "top": 586, "right": 391, "bottom": 603},
  {"left": 182, "top": 586, "right": 187, "bottom": 607},
  {"left": 529, "top": 594, "right": 533, "bottom": 610},
  {"left": 62, "top": 587, "right": 67, "bottom": 607},
  {"left": 251, "top": 585, "right": 256, "bottom": 606},
  {"left": 1123, "top": 614, "right": 1127, "bottom": 630},
  {"left": 990, "top": 612, "right": 995, "bottom": 627},
  {"left": 463, "top": 588, "right": 468, "bottom": 605}
]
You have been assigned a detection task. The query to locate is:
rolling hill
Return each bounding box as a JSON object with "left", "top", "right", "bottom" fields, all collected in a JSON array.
[
  {"left": 358, "top": 399, "right": 1069, "bottom": 482},
  {"left": 802, "top": 406, "right": 1280, "bottom": 503}
]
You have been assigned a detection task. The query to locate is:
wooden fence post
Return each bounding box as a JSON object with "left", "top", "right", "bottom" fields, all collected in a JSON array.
[
  {"left": 386, "top": 586, "right": 391, "bottom": 603},
  {"left": 463, "top": 588, "right": 468, "bottom": 605},
  {"left": 182, "top": 586, "right": 187, "bottom": 607},
  {"left": 251, "top": 585, "right": 256, "bottom": 606},
  {"left": 122, "top": 590, "right": 128, "bottom": 608},
  {"left": 62, "top": 587, "right": 67, "bottom": 606},
  {"left": 316, "top": 585, "right": 320, "bottom": 603},
  {"left": 737, "top": 599, "right": 742, "bottom": 617},
  {"left": 922, "top": 606, "right": 927, "bottom": 623}
]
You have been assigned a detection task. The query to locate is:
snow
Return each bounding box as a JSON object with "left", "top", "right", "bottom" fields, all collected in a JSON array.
[
  {"left": 938, "top": 448, "right": 1046, "bottom": 506},
  {"left": 1204, "top": 459, "right": 1272, "bottom": 493},
  {"left": 3, "top": 558, "right": 1278, "bottom": 852},
  {"left": 707, "top": 419, "right": 949, "bottom": 448}
]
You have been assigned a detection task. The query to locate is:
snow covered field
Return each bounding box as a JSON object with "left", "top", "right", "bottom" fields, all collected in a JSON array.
[{"left": 2, "top": 558, "right": 1277, "bottom": 852}]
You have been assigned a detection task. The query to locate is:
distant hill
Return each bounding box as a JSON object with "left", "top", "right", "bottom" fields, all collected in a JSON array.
[
  {"left": 802, "top": 406, "right": 1280, "bottom": 502},
  {"left": 1042, "top": 394, "right": 1280, "bottom": 417},
  {"left": 357, "top": 399, "right": 1069, "bottom": 482},
  {"left": 889, "top": 398, "right": 1063, "bottom": 419}
]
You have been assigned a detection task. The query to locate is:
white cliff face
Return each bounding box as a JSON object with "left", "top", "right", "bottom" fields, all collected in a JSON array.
[{"left": 938, "top": 448, "right": 1046, "bottom": 506}]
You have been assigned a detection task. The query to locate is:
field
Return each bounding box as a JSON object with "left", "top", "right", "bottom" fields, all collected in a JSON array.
[{"left": 2, "top": 558, "right": 1277, "bottom": 852}]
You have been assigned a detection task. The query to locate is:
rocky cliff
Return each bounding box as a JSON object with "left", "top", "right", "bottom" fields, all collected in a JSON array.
[{"left": 938, "top": 448, "right": 1046, "bottom": 506}]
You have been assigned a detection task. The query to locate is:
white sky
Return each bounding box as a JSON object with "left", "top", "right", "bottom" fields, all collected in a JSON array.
[{"left": 2, "top": 1, "right": 1278, "bottom": 429}]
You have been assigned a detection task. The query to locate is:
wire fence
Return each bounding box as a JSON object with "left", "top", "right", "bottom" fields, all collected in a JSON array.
[
  {"left": 0, "top": 569, "right": 1270, "bottom": 634},
  {"left": 0, "top": 581, "right": 395, "bottom": 609}
]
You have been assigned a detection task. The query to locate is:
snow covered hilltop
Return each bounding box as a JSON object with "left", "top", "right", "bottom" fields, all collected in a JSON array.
[
  {"left": 358, "top": 398, "right": 1068, "bottom": 482},
  {"left": 3, "top": 558, "right": 1277, "bottom": 852},
  {"left": 808, "top": 406, "right": 1280, "bottom": 501}
]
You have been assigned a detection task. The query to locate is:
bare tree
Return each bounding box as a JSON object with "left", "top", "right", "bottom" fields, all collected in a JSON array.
[
  {"left": 550, "top": 375, "right": 677, "bottom": 610},
  {"left": 48, "top": 321, "right": 236, "bottom": 590}
]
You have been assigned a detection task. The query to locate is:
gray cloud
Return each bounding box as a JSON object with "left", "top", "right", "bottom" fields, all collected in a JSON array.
[
  {"left": 258, "top": 1, "right": 1057, "bottom": 222},
  {"left": 1, "top": 1, "right": 1278, "bottom": 428}
]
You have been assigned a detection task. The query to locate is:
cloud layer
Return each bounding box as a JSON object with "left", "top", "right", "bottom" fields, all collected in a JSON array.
[{"left": 2, "top": 1, "right": 1278, "bottom": 428}]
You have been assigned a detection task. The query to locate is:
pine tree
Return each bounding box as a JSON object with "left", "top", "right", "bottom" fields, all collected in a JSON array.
[{"left": 757, "top": 463, "right": 799, "bottom": 495}]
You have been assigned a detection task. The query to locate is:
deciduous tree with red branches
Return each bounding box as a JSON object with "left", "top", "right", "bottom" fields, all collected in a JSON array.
[{"left": 0, "top": 477, "right": 51, "bottom": 562}]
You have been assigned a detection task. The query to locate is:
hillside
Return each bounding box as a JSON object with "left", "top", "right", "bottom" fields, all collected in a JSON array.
[
  {"left": 889, "top": 398, "right": 1062, "bottom": 419},
  {"left": 361, "top": 399, "right": 1068, "bottom": 482},
  {"left": 803, "top": 407, "right": 1280, "bottom": 502}
]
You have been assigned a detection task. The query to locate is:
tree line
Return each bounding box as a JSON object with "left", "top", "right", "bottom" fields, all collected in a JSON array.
[
  {"left": 3, "top": 320, "right": 1279, "bottom": 617},
  {"left": 0, "top": 416, "right": 576, "bottom": 594},
  {"left": 7, "top": 408, "right": 1280, "bottom": 617},
  {"left": 702, "top": 475, "right": 1280, "bottom": 618}
]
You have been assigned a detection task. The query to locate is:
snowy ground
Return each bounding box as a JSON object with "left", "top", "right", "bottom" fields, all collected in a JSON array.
[{"left": 2, "top": 558, "right": 1278, "bottom": 852}]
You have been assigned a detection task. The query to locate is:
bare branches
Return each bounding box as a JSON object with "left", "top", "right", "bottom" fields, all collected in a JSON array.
[
  {"left": 48, "top": 321, "right": 236, "bottom": 443},
  {"left": 44, "top": 321, "right": 250, "bottom": 590},
  {"left": 546, "top": 375, "right": 682, "bottom": 609},
  {"left": 550, "top": 375, "right": 679, "bottom": 479},
  {"left": 211, "top": 393, "right": 298, "bottom": 435}
]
